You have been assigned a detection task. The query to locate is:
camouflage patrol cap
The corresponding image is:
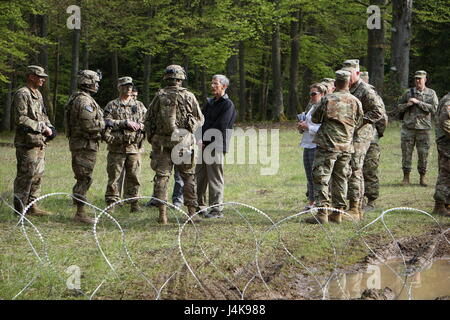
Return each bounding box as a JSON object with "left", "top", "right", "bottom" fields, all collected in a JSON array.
[
  {"left": 118, "top": 76, "right": 133, "bottom": 86},
  {"left": 164, "top": 65, "right": 186, "bottom": 80},
  {"left": 414, "top": 70, "right": 427, "bottom": 78},
  {"left": 342, "top": 59, "right": 360, "bottom": 72},
  {"left": 335, "top": 70, "right": 351, "bottom": 82},
  {"left": 320, "top": 78, "right": 335, "bottom": 90},
  {"left": 26, "top": 65, "right": 48, "bottom": 77},
  {"left": 321, "top": 78, "right": 335, "bottom": 84},
  {"left": 77, "top": 70, "right": 101, "bottom": 86},
  {"left": 360, "top": 71, "right": 369, "bottom": 80}
]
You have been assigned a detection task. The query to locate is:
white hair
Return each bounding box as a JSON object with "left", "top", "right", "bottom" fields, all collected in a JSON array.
[{"left": 212, "top": 74, "right": 229, "bottom": 87}]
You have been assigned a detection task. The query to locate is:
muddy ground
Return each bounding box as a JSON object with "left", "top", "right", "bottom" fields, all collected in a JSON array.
[{"left": 141, "top": 227, "right": 449, "bottom": 300}]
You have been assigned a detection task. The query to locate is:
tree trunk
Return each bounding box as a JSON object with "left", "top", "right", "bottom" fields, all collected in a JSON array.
[
  {"left": 238, "top": 41, "right": 246, "bottom": 121},
  {"left": 200, "top": 67, "right": 207, "bottom": 105},
  {"left": 143, "top": 54, "right": 152, "bottom": 107},
  {"left": 112, "top": 49, "right": 119, "bottom": 90},
  {"left": 82, "top": 42, "right": 89, "bottom": 70},
  {"left": 367, "top": 0, "right": 385, "bottom": 92},
  {"left": 288, "top": 9, "right": 300, "bottom": 119},
  {"left": 271, "top": 23, "right": 284, "bottom": 121},
  {"left": 226, "top": 48, "right": 239, "bottom": 109},
  {"left": 258, "top": 46, "right": 270, "bottom": 121},
  {"left": 37, "top": 14, "right": 54, "bottom": 124},
  {"left": 2, "top": 72, "right": 13, "bottom": 132},
  {"left": 53, "top": 37, "right": 60, "bottom": 125},
  {"left": 183, "top": 55, "right": 189, "bottom": 87},
  {"left": 70, "top": 29, "right": 80, "bottom": 94},
  {"left": 391, "top": 0, "right": 413, "bottom": 90}
]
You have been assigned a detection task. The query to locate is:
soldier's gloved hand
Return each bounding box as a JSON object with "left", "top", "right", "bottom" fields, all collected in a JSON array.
[
  {"left": 126, "top": 120, "right": 141, "bottom": 132},
  {"left": 103, "top": 133, "right": 114, "bottom": 144},
  {"left": 46, "top": 127, "right": 57, "bottom": 141},
  {"left": 42, "top": 126, "right": 53, "bottom": 137},
  {"left": 105, "top": 119, "right": 114, "bottom": 128}
]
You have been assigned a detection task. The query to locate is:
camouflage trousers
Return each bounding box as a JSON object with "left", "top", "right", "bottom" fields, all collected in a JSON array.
[
  {"left": 13, "top": 147, "right": 45, "bottom": 211},
  {"left": 401, "top": 128, "right": 431, "bottom": 174},
  {"left": 71, "top": 149, "right": 97, "bottom": 204},
  {"left": 348, "top": 141, "right": 372, "bottom": 203},
  {"left": 363, "top": 142, "right": 381, "bottom": 201},
  {"left": 433, "top": 142, "right": 450, "bottom": 204},
  {"left": 150, "top": 145, "right": 198, "bottom": 207},
  {"left": 105, "top": 152, "right": 141, "bottom": 204},
  {"left": 312, "top": 148, "right": 352, "bottom": 208}
]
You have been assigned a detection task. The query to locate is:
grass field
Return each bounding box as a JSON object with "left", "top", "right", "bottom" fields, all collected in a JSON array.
[{"left": 0, "top": 122, "right": 448, "bottom": 300}]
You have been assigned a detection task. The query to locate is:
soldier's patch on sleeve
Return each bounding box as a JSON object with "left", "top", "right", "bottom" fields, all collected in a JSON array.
[{"left": 85, "top": 105, "right": 94, "bottom": 112}]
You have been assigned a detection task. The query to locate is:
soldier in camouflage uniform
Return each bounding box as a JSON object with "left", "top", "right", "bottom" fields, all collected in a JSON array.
[
  {"left": 320, "top": 78, "right": 336, "bottom": 95},
  {"left": 65, "top": 70, "right": 105, "bottom": 224},
  {"left": 342, "top": 60, "right": 385, "bottom": 221},
  {"left": 395, "top": 70, "right": 439, "bottom": 186},
  {"left": 432, "top": 92, "right": 450, "bottom": 216},
  {"left": 305, "top": 70, "right": 363, "bottom": 224},
  {"left": 103, "top": 77, "right": 147, "bottom": 213},
  {"left": 144, "top": 65, "right": 204, "bottom": 224},
  {"left": 361, "top": 72, "right": 388, "bottom": 211},
  {"left": 13, "top": 65, "right": 56, "bottom": 216}
]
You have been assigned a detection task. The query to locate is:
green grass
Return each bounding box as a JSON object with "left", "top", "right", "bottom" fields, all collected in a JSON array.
[{"left": 0, "top": 122, "right": 448, "bottom": 300}]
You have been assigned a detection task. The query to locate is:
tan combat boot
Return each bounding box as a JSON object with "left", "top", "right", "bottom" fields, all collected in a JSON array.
[
  {"left": 74, "top": 204, "right": 95, "bottom": 224},
  {"left": 419, "top": 174, "right": 427, "bottom": 187},
  {"left": 130, "top": 202, "right": 142, "bottom": 213},
  {"left": 343, "top": 200, "right": 361, "bottom": 222},
  {"left": 432, "top": 202, "right": 448, "bottom": 216},
  {"left": 364, "top": 199, "right": 376, "bottom": 212},
  {"left": 28, "top": 204, "right": 53, "bottom": 217},
  {"left": 328, "top": 207, "right": 344, "bottom": 224},
  {"left": 158, "top": 205, "right": 168, "bottom": 225},
  {"left": 305, "top": 207, "right": 329, "bottom": 224},
  {"left": 402, "top": 172, "right": 410, "bottom": 185},
  {"left": 186, "top": 206, "right": 201, "bottom": 224}
]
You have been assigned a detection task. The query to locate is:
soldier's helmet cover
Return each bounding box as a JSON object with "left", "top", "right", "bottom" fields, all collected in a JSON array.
[
  {"left": 26, "top": 65, "right": 48, "bottom": 77},
  {"left": 163, "top": 65, "right": 186, "bottom": 80},
  {"left": 77, "top": 70, "right": 101, "bottom": 86}
]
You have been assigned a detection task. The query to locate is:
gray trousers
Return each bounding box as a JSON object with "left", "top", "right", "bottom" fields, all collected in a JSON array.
[{"left": 196, "top": 150, "right": 225, "bottom": 212}]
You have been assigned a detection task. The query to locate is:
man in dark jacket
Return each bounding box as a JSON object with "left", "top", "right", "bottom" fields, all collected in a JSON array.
[{"left": 196, "top": 74, "right": 237, "bottom": 218}]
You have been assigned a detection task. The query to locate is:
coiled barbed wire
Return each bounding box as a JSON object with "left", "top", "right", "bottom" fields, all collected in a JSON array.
[{"left": 1, "top": 194, "right": 449, "bottom": 300}]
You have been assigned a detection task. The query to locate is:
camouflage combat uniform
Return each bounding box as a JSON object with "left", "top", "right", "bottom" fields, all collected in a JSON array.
[
  {"left": 145, "top": 86, "right": 204, "bottom": 208},
  {"left": 104, "top": 97, "right": 146, "bottom": 205},
  {"left": 311, "top": 88, "right": 363, "bottom": 210},
  {"left": 396, "top": 87, "right": 438, "bottom": 175},
  {"left": 65, "top": 90, "right": 105, "bottom": 204},
  {"left": 363, "top": 94, "right": 388, "bottom": 203},
  {"left": 347, "top": 79, "right": 385, "bottom": 204},
  {"left": 13, "top": 86, "right": 54, "bottom": 212},
  {"left": 433, "top": 93, "right": 450, "bottom": 213}
]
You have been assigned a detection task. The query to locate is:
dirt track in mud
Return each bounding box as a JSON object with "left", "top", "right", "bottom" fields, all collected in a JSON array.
[{"left": 142, "top": 227, "right": 449, "bottom": 300}]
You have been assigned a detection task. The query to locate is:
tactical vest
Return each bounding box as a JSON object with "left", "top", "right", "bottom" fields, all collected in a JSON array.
[
  {"left": 156, "top": 87, "right": 194, "bottom": 136},
  {"left": 64, "top": 91, "right": 103, "bottom": 141}
]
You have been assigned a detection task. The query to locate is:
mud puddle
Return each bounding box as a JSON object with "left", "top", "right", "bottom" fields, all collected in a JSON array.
[{"left": 310, "top": 258, "right": 450, "bottom": 300}]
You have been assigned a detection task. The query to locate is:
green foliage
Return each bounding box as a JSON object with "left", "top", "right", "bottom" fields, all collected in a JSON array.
[{"left": 0, "top": 0, "right": 449, "bottom": 125}]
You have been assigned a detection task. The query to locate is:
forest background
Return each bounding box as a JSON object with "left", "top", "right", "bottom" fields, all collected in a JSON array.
[{"left": 0, "top": 0, "right": 449, "bottom": 130}]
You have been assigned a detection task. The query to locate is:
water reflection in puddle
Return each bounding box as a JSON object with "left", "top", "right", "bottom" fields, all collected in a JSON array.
[{"left": 312, "top": 258, "right": 450, "bottom": 300}]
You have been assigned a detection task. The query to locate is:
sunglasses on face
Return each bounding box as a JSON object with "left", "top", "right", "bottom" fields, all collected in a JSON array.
[{"left": 310, "top": 92, "right": 320, "bottom": 96}]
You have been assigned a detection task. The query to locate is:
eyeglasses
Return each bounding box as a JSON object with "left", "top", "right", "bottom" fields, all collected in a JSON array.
[{"left": 310, "top": 92, "right": 320, "bottom": 96}]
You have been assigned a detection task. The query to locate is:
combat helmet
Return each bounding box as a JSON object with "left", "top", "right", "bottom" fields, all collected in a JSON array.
[
  {"left": 78, "top": 70, "right": 101, "bottom": 86},
  {"left": 163, "top": 65, "right": 186, "bottom": 80}
]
